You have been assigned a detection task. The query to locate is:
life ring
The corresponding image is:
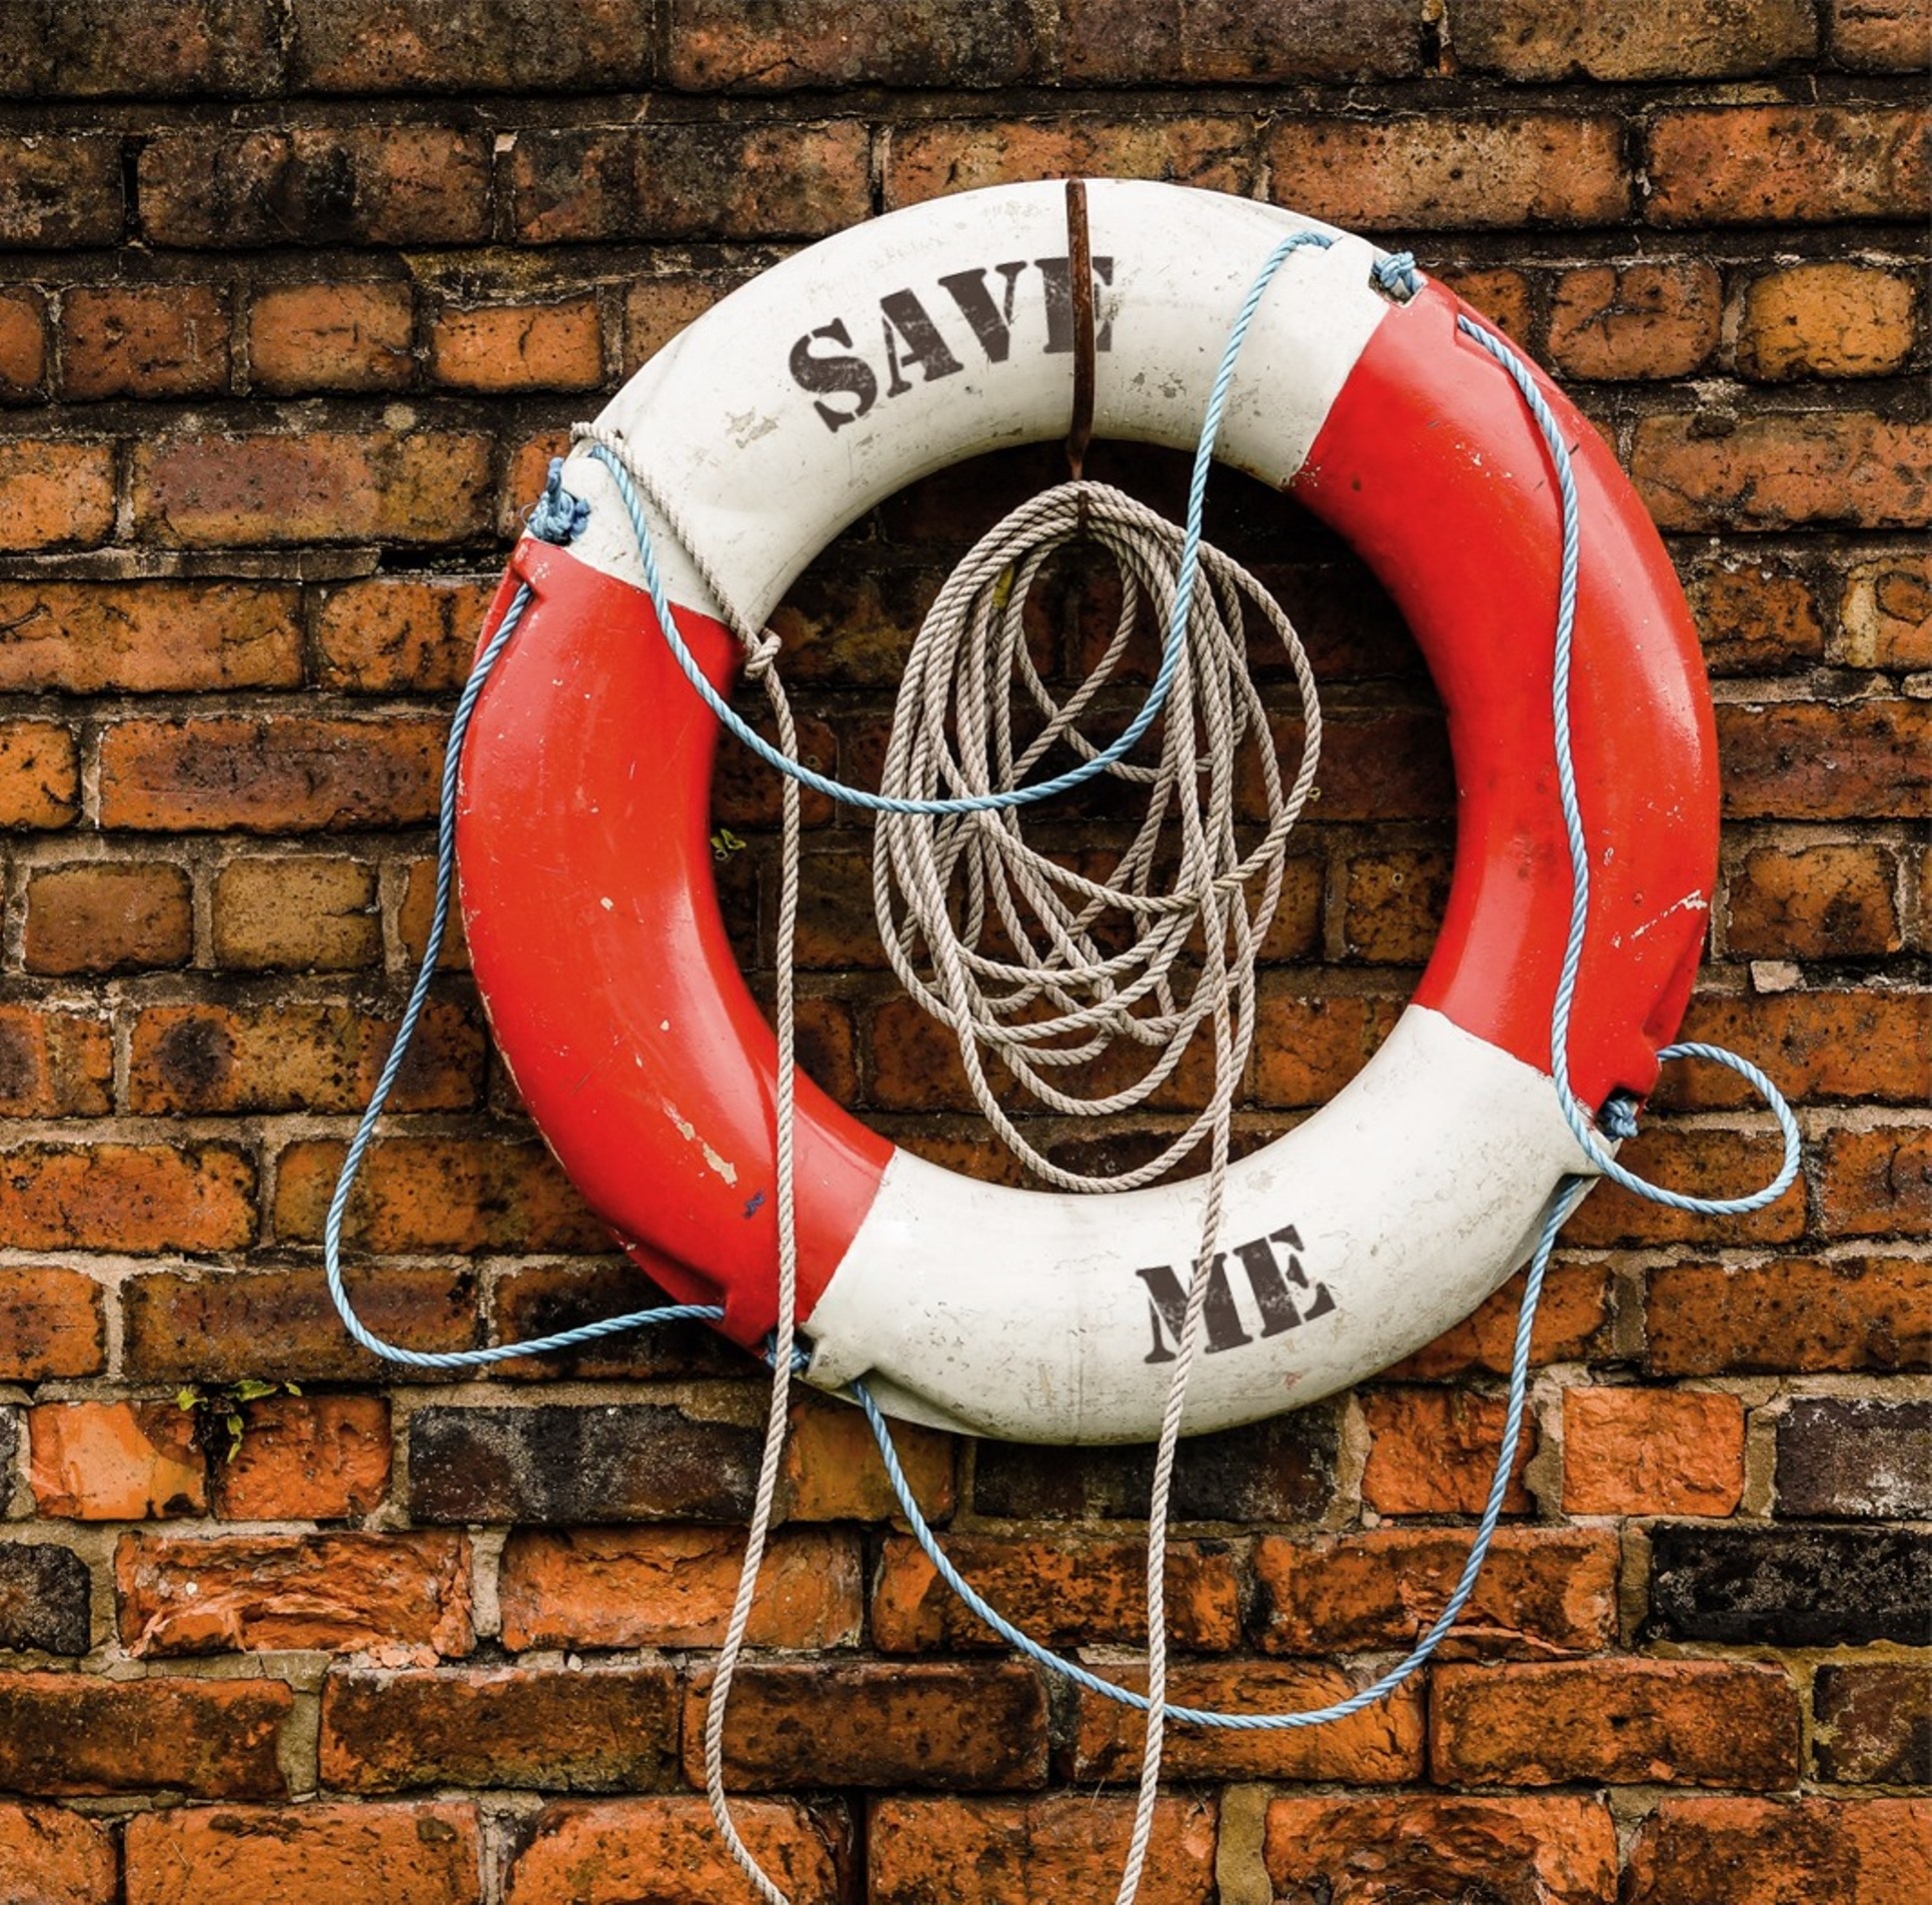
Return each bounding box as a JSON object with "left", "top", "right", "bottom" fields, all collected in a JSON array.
[{"left": 455, "top": 180, "right": 1716, "bottom": 1445}]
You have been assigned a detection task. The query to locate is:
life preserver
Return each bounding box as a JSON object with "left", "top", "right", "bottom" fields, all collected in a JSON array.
[{"left": 456, "top": 180, "right": 1716, "bottom": 1444}]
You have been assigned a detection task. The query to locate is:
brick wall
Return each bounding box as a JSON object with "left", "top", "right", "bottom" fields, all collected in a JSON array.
[{"left": 1, "top": 3, "right": 1928, "bottom": 1900}]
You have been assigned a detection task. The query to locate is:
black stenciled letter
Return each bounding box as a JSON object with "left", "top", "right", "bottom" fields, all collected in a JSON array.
[
  {"left": 879, "top": 288, "right": 965, "bottom": 398},
  {"left": 789, "top": 318, "right": 878, "bottom": 433},
  {"left": 1136, "top": 1224, "right": 1335, "bottom": 1364},
  {"left": 1037, "top": 254, "right": 1116, "bottom": 354},
  {"left": 1135, "top": 1256, "right": 1253, "bottom": 1364},
  {"left": 937, "top": 262, "right": 1030, "bottom": 363}
]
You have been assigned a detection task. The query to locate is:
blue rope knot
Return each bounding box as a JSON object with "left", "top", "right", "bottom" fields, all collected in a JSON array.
[
  {"left": 1372, "top": 250, "right": 1422, "bottom": 302},
  {"left": 528, "top": 456, "right": 590, "bottom": 544},
  {"left": 1600, "top": 1092, "right": 1641, "bottom": 1141}
]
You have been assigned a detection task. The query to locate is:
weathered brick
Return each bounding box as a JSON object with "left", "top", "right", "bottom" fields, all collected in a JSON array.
[
  {"left": 973, "top": 1407, "right": 1337, "bottom": 1521},
  {"left": 511, "top": 122, "right": 871, "bottom": 242},
  {"left": 128, "top": 997, "right": 484, "bottom": 1115},
  {"left": 1256, "top": 1526, "right": 1619, "bottom": 1658},
  {"left": 875, "top": 1532, "right": 1242, "bottom": 1654},
  {"left": 0, "top": 720, "right": 79, "bottom": 828},
  {"left": 1634, "top": 415, "right": 1932, "bottom": 533},
  {"left": 124, "top": 1802, "right": 481, "bottom": 1905},
  {"left": 0, "top": 442, "right": 116, "bottom": 552},
  {"left": 1738, "top": 263, "right": 1919, "bottom": 380},
  {"left": 779, "top": 1389, "right": 958, "bottom": 1522},
  {"left": 1562, "top": 1125, "right": 1805, "bottom": 1245},
  {"left": 0, "top": 1673, "right": 289, "bottom": 1797},
  {"left": 25, "top": 863, "right": 193, "bottom": 973},
  {"left": 1360, "top": 1388, "right": 1535, "bottom": 1515},
  {"left": 686, "top": 1658, "right": 1047, "bottom": 1790},
  {"left": 1068, "top": 1658, "right": 1424, "bottom": 1783},
  {"left": 1459, "top": 0, "right": 1813, "bottom": 75},
  {"left": 0, "top": 1265, "right": 105, "bottom": 1380},
  {"left": 1387, "top": 1259, "right": 1614, "bottom": 1378},
  {"left": 1837, "top": 550, "right": 1932, "bottom": 670},
  {"left": 1064, "top": 0, "right": 1418, "bottom": 82},
  {"left": 1437, "top": 264, "right": 1534, "bottom": 342},
  {"left": 0, "top": 1544, "right": 93, "bottom": 1654},
  {"left": 1250, "top": 990, "right": 1404, "bottom": 1104},
  {"left": 0, "top": 1, "right": 281, "bottom": 97},
  {"left": 1646, "top": 104, "right": 1931, "bottom": 224},
  {"left": 1265, "top": 1795, "right": 1617, "bottom": 1905},
  {"left": 118, "top": 1530, "right": 473, "bottom": 1659},
  {"left": 1777, "top": 1396, "right": 1932, "bottom": 1517},
  {"left": 408, "top": 1402, "right": 760, "bottom": 1524},
  {"left": 247, "top": 279, "right": 415, "bottom": 393},
  {"left": 211, "top": 1394, "right": 392, "bottom": 1521},
  {"left": 211, "top": 855, "right": 379, "bottom": 969},
  {"left": 871, "top": 1796, "right": 1214, "bottom": 1905},
  {"left": 1264, "top": 114, "right": 1629, "bottom": 229},
  {"left": 429, "top": 295, "right": 603, "bottom": 392},
  {"left": 500, "top": 1525, "right": 862, "bottom": 1650},
  {"left": 1814, "top": 1663, "right": 1932, "bottom": 1785},
  {"left": 887, "top": 117, "right": 1254, "bottom": 210},
  {"left": 316, "top": 575, "right": 495, "bottom": 692},
  {"left": 0, "top": 1004, "right": 112, "bottom": 1116},
  {"left": 506, "top": 1797, "right": 842, "bottom": 1905},
  {"left": 275, "top": 1134, "right": 606, "bottom": 1252},
  {"left": 0, "top": 1798, "right": 114, "bottom": 1902},
  {"left": 1627, "top": 1797, "right": 1932, "bottom": 1905},
  {"left": 486, "top": 1258, "right": 743, "bottom": 1382},
  {"left": 1647, "top": 1255, "right": 1932, "bottom": 1374},
  {"left": 1832, "top": 0, "right": 1932, "bottom": 68},
  {"left": 1562, "top": 1386, "right": 1746, "bottom": 1515},
  {"left": 322, "top": 1664, "right": 679, "bottom": 1793},
  {"left": 623, "top": 272, "right": 742, "bottom": 371},
  {"left": 289, "top": 0, "right": 655, "bottom": 91},
  {"left": 1723, "top": 841, "right": 1902, "bottom": 957},
  {"left": 140, "top": 127, "right": 491, "bottom": 247},
  {"left": 0, "top": 135, "right": 122, "bottom": 245},
  {"left": 672, "top": 0, "right": 1034, "bottom": 89},
  {"left": 123, "top": 1263, "right": 480, "bottom": 1383},
  {"left": 61, "top": 284, "right": 230, "bottom": 400},
  {"left": 0, "top": 580, "right": 301, "bottom": 692},
  {"left": 0, "top": 287, "right": 47, "bottom": 399},
  {"left": 0, "top": 1142, "right": 255, "bottom": 1252},
  {"left": 1682, "top": 549, "right": 1828, "bottom": 674},
  {"left": 1646, "top": 1523, "right": 1931, "bottom": 1646},
  {"left": 1819, "top": 1122, "right": 1932, "bottom": 1235},
  {"left": 29, "top": 1401, "right": 207, "bottom": 1520},
  {"left": 1338, "top": 848, "right": 1450, "bottom": 962},
  {"left": 1431, "top": 1659, "right": 1801, "bottom": 1787},
  {"left": 1547, "top": 262, "right": 1722, "bottom": 378},
  {"left": 132, "top": 429, "right": 492, "bottom": 545},
  {"left": 1663, "top": 990, "right": 1932, "bottom": 1107}
]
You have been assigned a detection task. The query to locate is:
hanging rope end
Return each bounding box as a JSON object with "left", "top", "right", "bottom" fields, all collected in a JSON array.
[{"left": 528, "top": 456, "right": 591, "bottom": 545}]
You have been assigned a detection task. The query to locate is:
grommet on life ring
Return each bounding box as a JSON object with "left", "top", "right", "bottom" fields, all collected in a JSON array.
[{"left": 455, "top": 180, "right": 1717, "bottom": 1446}]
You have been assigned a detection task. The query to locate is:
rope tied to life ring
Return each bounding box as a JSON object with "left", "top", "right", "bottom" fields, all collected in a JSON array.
[{"left": 324, "top": 216, "right": 1801, "bottom": 1905}]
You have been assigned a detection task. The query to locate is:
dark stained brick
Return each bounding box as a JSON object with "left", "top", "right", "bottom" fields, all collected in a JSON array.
[
  {"left": 1777, "top": 1397, "right": 1932, "bottom": 1518},
  {"left": 1814, "top": 1664, "right": 1932, "bottom": 1785},
  {"left": 0, "top": 1544, "right": 92, "bottom": 1654}
]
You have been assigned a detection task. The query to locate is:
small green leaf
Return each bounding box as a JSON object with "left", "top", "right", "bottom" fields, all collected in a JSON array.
[
  {"left": 175, "top": 1387, "right": 200, "bottom": 1412},
  {"left": 232, "top": 1377, "right": 278, "bottom": 1404}
]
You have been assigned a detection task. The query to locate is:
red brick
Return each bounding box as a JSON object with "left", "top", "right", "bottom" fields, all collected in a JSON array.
[
  {"left": 0, "top": 579, "right": 301, "bottom": 692},
  {"left": 1738, "top": 263, "right": 1919, "bottom": 381},
  {"left": 0, "top": 1, "right": 281, "bottom": 98},
  {"left": 624, "top": 273, "right": 742, "bottom": 371},
  {"left": 779, "top": 1387, "right": 958, "bottom": 1521},
  {"left": 1724, "top": 700, "right": 1931, "bottom": 821},
  {"left": 1339, "top": 849, "right": 1451, "bottom": 962},
  {"left": 1265, "top": 1795, "right": 1617, "bottom": 1905},
  {"left": 248, "top": 280, "right": 416, "bottom": 393},
  {"left": 1819, "top": 1122, "right": 1932, "bottom": 1236},
  {"left": 1634, "top": 414, "right": 1932, "bottom": 533},
  {"left": 1647, "top": 104, "right": 1931, "bottom": 224},
  {"left": 0, "top": 1004, "right": 112, "bottom": 1115},
  {"left": 429, "top": 295, "right": 603, "bottom": 392},
  {"left": 1814, "top": 1662, "right": 1932, "bottom": 1783},
  {"left": 1257, "top": 1526, "right": 1619, "bottom": 1658},
  {"left": 124, "top": 1802, "right": 481, "bottom": 1905},
  {"left": 871, "top": 1795, "right": 1214, "bottom": 1905},
  {"left": 506, "top": 1797, "right": 842, "bottom": 1905},
  {"left": 1387, "top": 1259, "right": 1614, "bottom": 1378},
  {"left": 1067, "top": 1658, "right": 1425, "bottom": 1782},
  {"left": 1250, "top": 990, "right": 1403, "bottom": 1105},
  {"left": 673, "top": 0, "right": 1033, "bottom": 88},
  {"left": 497, "top": 424, "right": 574, "bottom": 542},
  {"left": 122, "top": 1263, "right": 481, "bottom": 1383},
  {"left": 316, "top": 575, "right": 495, "bottom": 692},
  {"left": 288, "top": 0, "right": 655, "bottom": 92},
  {"left": 275, "top": 1134, "right": 604, "bottom": 1252},
  {"left": 29, "top": 1401, "right": 207, "bottom": 1520},
  {"left": 0, "top": 442, "right": 116, "bottom": 553},
  {"left": 1547, "top": 262, "right": 1722, "bottom": 379},
  {"left": 132, "top": 430, "right": 491, "bottom": 545},
  {"left": 512, "top": 123, "right": 872, "bottom": 242},
  {"left": 1682, "top": 550, "right": 1827, "bottom": 674},
  {"left": 1252, "top": 708, "right": 1453, "bottom": 822},
  {"left": 874, "top": 1532, "right": 1242, "bottom": 1653},
  {"left": 0, "top": 288, "right": 47, "bottom": 399},
  {"left": 0, "top": 1266, "right": 104, "bottom": 1380},
  {"left": 1437, "top": 265, "right": 1535, "bottom": 343},
  {"left": 1432, "top": 1659, "right": 1801, "bottom": 1787},
  {"left": 99, "top": 716, "right": 444, "bottom": 832},
  {"left": 211, "top": 855, "right": 379, "bottom": 969},
  {"left": 1360, "top": 1387, "right": 1536, "bottom": 1515},
  {"left": 61, "top": 284, "right": 229, "bottom": 400},
  {"left": 500, "top": 1525, "right": 861, "bottom": 1650},
  {"left": 1561, "top": 1125, "right": 1805, "bottom": 1246},
  {"left": 128, "top": 998, "right": 483, "bottom": 1115},
  {"left": 400, "top": 855, "right": 474, "bottom": 970},
  {"left": 211, "top": 1394, "right": 392, "bottom": 1521},
  {"left": 25, "top": 862, "right": 193, "bottom": 973},
  {"left": 0, "top": 1800, "right": 115, "bottom": 1903},
  {"left": 485, "top": 1258, "right": 744, "bottom": 1382},
  {"left": 1562, "top": 1386, "right": 1747, "bottom": 1515},
  {"left": 321, "top": 1664, "right": 679, "bottom": 1793},
  {"left": 0, "top": 135, "right": 122, "bottom": 245},
  {"left": 1663, "top": 989, "right": 1931, "bottom": 1107},
  {"left": 1723, "top": 841, "right": 1902, "bottom": 956},
  {"left": 1265, "top": 114, "right": 1629, "bottom": 229},
  {"left": 1833, "top": 0, "right": 1932, "bottom": 67},
  {"left": 1647, "top": 1254, "right": 1931, "bottom": 1374},
  {"left": 1066, "top": 0, "right": 1418, "bottom": 81},
  {"left": 686, "top": 1659, "right": 1046, "bottom": 1790},
  {"left": 140, "top": 127, "right": 491, "bottom": 247},
  {"left": 0, "top": 1142, "right": 255, "bottom": 1251},
  {"left": 1837, "top": 551, "right": 1932, "bottom": 670},
  {"left": 1460, "top": 0, "right": 1812, "bottom": 75},
  {"left": 1627, "top": 1797, "right": 1931, "bottom": 1905},
  {"left": 0, "top": 720, "right": 78, "bottom": 827},
  {"left": 887, "top": 117, "right": 1254, "bottom": 210},
  {"left": 0, "top": 1674, "right": 289, "bottom": 1799},
  {"left": 117, "top": 1531, "right": 473, "bottom": 1661}
]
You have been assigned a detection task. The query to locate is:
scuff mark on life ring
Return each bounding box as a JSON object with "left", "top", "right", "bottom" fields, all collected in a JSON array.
[{"left": 660, "top": 1097, "right": 740, "bottom": 1185}]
